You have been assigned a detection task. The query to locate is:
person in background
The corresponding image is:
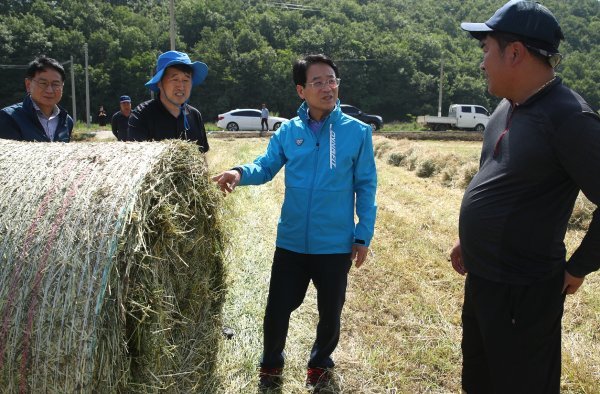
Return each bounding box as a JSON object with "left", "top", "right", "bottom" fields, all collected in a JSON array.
[
  {"left": 450, "top": 1, "right": 600, "bottom": 393},
  {"left": 127, "top": 51, "right": 209, "bottom": 152},
  {"left": 0, "top": 56, "right": 73, "bottom": 142},
  {"left": 111, "top": 95, "right": 132, "bottom": 141},
  {"left": 260, "top": 103, "right": 269, "bottom": 134},
  {"left": 212, "top": 54, "right": 377, "bottom": 391},
  {"left": 97, "top": 105, "right": 108, "bottom": 126}
]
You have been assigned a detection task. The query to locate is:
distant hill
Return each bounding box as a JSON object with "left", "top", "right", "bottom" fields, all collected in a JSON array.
[{"left": 0, "top": 0, "right": 598, "bottom": 121}]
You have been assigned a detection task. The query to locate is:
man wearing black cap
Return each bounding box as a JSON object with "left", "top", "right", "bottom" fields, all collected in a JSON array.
[
  {"left": 111, "top": 95, "right": 132, "bottom": 141},
  {"left": 128, "top": 51, "right": 209, "bottom": 152},
  {"left": 450, "top": 1, "right": 600, "bottom": 393}
]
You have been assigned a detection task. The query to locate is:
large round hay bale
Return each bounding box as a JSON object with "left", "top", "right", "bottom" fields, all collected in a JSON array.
[{"left": 0, "top": 140, "right": 225, "bottom": 392}]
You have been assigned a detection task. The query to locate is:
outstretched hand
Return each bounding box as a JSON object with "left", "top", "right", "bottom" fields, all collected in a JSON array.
[{"left": 211, "top": 170, "right": 241, "bottom": 195}]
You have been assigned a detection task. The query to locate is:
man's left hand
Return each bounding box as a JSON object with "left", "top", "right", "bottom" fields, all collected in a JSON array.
[
  {"left": 351, "top": 244, "right": 369, "bottom": 268},
  {"left": 563, "top": 271, "right": 585, "bottom": 295}
]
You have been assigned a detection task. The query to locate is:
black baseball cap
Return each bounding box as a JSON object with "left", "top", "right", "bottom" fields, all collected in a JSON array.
[{"left": 461, "top": 0, "right": 564, "bottom": 54}]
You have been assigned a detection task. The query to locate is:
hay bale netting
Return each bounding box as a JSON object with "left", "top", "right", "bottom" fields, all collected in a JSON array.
[{"left": 0, "top": 140, "right": 225, "bottom": 392}]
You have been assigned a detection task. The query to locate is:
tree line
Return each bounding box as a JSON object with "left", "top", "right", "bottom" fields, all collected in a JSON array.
[{"left": 0, "top": 0, "right": 598, "bottom": 124}]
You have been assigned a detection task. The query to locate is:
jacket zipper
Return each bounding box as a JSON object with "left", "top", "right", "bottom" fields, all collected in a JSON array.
[{"left": 305, "top": 122, "right": 324, "bottom": 253}]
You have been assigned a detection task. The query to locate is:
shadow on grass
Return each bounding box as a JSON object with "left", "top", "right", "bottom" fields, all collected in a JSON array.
[{"left": 255, "top": 373, "right": 341, "bottom": 394}]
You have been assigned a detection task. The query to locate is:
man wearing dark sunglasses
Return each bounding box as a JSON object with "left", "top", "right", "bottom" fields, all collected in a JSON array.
[
  {"left": 449, "top": 1, "right": 600, "bottom": 393},
  {"left": 0, "top": 56, "right": 73, "bottom": 142}
]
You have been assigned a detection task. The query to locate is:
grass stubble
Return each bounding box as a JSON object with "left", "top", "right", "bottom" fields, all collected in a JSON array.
[{"left": 205, "top": 136, "right": 599, "bottom": 393}]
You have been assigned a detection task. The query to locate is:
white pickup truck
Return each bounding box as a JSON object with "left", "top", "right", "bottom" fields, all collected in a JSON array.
[{"left": 417, "top": 104, "right": 490, "bottom": 132}]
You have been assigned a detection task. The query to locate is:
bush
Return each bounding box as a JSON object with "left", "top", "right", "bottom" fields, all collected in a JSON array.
[
  {"left": 387, "top": 152, "right": 406, "bottom": 166},
  {"left": 375, "top": 141, "right": 393, "bottom": 159},
  {"left": 416, "top": 159, "right": 437, "bottom": 178},
  {"left": 459, "top": 162, "right": 479, "bottom": 188}
]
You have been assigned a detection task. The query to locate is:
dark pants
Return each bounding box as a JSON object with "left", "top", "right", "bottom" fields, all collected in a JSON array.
[
  {"left": 461, "top": 271, "right": 566, "bottom": 394},
  {"left": 260, "top": 247, "right": 352, "bottom": 369},
  {"left": 261, "top": 118, "right": 268, "bottom": 131}
]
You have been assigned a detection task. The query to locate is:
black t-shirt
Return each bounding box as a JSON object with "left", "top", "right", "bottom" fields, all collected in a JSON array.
[
  {"left": 127, "top": 98, "right": 209, "bottom": 152},
  {"left": 459, "top": 78, "right": 600, "bottom": 284}
]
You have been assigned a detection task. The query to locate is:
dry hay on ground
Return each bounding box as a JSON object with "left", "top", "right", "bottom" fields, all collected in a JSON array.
[
  {"left": 0, "top": 140, "right": 225, "bottom": 393},
  {"left": 376, "top": 138, "right": 478, "bottom": 187}
]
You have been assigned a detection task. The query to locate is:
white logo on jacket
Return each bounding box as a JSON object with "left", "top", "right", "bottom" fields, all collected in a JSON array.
[{"left": 329, "top": 124, "right": 336, "bottom": 169}]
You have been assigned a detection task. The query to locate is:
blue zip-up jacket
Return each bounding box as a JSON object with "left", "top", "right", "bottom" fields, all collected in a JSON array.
[
  {"left": 0, "top": 95, "right": 73, "bottom": 142},
  {"left": 238, "top": 100, "right": 377, "bottom": 254}
]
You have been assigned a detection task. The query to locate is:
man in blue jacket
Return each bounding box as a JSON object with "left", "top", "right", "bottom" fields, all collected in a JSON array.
[
  {"left": 0, "top": 56, "right": 73, "bottom": 142},
  {"left": 212, "top": 54, "right": 377, "bottom": 390}
]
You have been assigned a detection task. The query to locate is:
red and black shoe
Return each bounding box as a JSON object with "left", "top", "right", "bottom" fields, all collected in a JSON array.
[
  {"left": 258, "top": 366, "right": 283, "bottom": 390},
  {"left": 306, "top": 367, "right": 332, "bottom": 390}
]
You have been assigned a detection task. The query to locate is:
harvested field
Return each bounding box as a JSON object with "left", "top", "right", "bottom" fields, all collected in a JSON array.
[
  {"left": 0, "top": 140, "right": 225, "bottom": 393},
  {"left": 205, "top": 136, "right": 600, "bottom": 393}
]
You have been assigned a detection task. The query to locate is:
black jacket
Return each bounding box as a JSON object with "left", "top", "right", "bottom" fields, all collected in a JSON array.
[
  {"left": 111, "top": 111, "right": 129, "bottom": 141},
  {"left": 127, "top": 98, "right": 209, "bottom": 152},
  {"left": 0, "top": 95, "right": 73, "bottom": 142}
]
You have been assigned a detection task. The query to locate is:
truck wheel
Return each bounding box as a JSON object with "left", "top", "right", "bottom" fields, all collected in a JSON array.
[
  {"left": 433, "top": 124, "right": 446, "bottom": 131},
  {"left": 475, "top": 124, "right": 485, "bottom": 132}
]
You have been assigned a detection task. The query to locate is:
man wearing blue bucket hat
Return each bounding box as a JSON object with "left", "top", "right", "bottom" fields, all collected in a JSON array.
[
  {"left": 127, "top": 51, "right": 209, "bottom": 152},
  {"left": 450, "top": 1, "right": 600, "bottom": 393}
]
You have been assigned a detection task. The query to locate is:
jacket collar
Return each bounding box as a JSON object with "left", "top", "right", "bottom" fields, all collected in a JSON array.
[
  {"left": 23, "top": 94, "right": 66, "bottom": 118},
  {"left": 297, "top": 99, "right": 342, "bottom": 126},
  {"left": 514, "top": 76, "right": 561, "bottom": 108},
  {"left": 23, "top": 94, "right": 35, "bottom": 113}
]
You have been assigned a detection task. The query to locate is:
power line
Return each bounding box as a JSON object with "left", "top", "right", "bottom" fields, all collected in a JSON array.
[
  {"left": 265, "top": 2, "right": 322, "bottom": 12},
  {"left": 0, "top": 65, "right": 28, "bottom": 69},
  {"left": 336, "top": 59, "right": 377, "bottom": 62}
]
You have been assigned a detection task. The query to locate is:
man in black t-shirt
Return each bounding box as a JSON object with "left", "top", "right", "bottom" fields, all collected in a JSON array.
[
  {"left": 128, "top": 51, "right": 209, "bottom": 152},
  {"left": 450, "top": 2, "right": 600, "bottom": 393}
]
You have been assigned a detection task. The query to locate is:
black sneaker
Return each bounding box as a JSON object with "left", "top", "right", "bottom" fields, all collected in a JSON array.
[
  {"left": 258, "top": 367, "right": 283, "bottom": 390},
  {"left": 306, "top": 367, "right": 332, "bottom": 390}
]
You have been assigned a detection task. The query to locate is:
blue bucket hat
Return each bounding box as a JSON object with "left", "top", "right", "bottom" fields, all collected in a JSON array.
[
  {"left": 145, "top": 51, "right": 208, "bottom": 93},
  {"left": 461, "top": 0, "right": 564, "bottom": 54},
  {"left": 119, "top": 95, "right": 131, "bottom": 103}
]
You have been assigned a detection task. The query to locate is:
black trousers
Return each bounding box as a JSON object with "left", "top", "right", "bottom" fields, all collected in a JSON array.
[
  {"left": 261, "top": 118, "right": 268, "bottom": 131},
  {"left": 260, "top": 247, "right": 352, "bottom": 369},
  {"left": 461, "top": 271, "right": 566, "bottom": 394}
]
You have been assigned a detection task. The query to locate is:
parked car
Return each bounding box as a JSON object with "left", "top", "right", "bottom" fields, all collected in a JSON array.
[
  {"left": 340, "top": 104, "right": 384, "bottom": 131},
  {"left": 216, "top": 109, "right": 288, "bottom": 131}
]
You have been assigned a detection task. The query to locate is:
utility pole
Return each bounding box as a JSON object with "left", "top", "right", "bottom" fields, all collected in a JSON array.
[
  {"left": 438, "top": 52, "right": 444, "bottom": 117},
  {"left": 169, "top": 0, "right": 176, "bottom": 50},
  {"left": 70, "top": 55, "right": 76, "bottom": 123},
  {"left": 84, "top": 43, "right": 90, "bottom": 127}
]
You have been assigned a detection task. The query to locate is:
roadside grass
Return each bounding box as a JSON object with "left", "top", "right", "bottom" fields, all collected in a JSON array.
[
  {"left": 382, "top": 120, "right": 426, "bottom": 132},
  {"left": 203, "top": 137, "right": 600, "bottom": 392}
]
